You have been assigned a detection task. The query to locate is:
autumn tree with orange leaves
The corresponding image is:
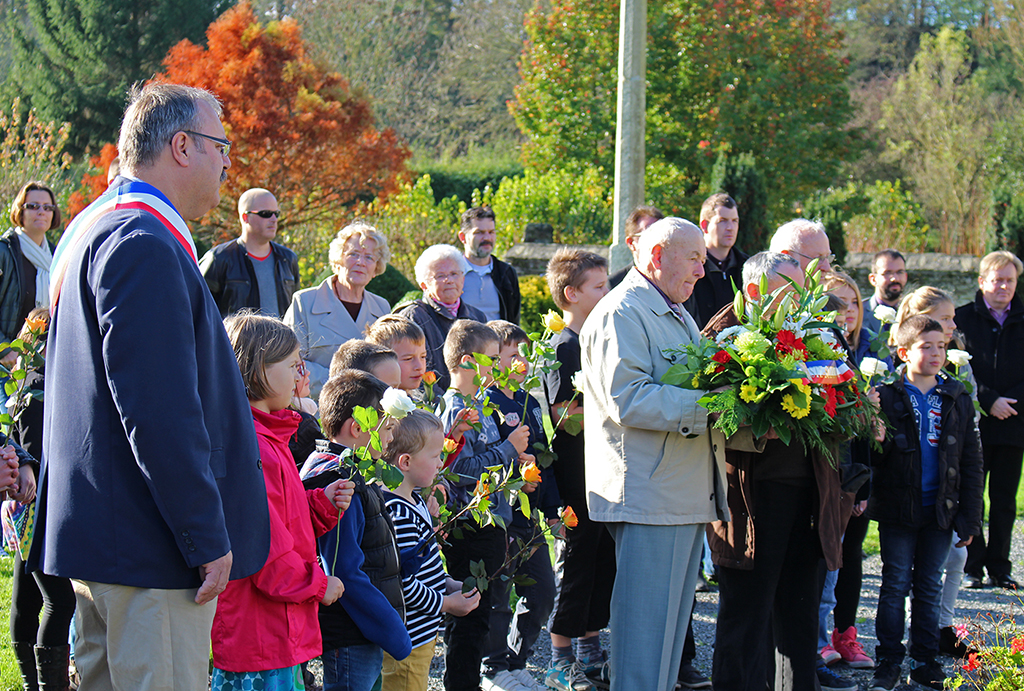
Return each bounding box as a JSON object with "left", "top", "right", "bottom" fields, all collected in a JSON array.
[{"left": 64, "top": 3, "right": 410, "bottom": 252}]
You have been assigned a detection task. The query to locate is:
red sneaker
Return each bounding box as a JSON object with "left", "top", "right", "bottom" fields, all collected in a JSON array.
[
  {"left": 832, "top": 626, "right": 874, "bottom": 669},
  {"left": 820, "top": 643, "right": 841, "bottom": 665}
]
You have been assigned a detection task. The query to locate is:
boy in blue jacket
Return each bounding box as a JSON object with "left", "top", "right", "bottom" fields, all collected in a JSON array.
[
  {"left": 301, "top": 370, "right": 412, "bottom": 691},
  {"left": 868, "top": 315, "right": 984, "bottom": 691}
]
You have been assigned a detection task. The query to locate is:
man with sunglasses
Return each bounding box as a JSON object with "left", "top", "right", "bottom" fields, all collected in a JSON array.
[{"left": 200, "top": 188, "right": 299, "bottom": 318}]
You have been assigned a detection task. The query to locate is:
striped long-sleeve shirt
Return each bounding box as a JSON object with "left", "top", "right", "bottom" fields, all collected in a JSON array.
[{"left": 384, "top": 492, "right": 448, "bottom": 648}]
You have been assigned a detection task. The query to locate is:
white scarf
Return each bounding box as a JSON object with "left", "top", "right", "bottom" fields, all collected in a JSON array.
[{"left": 14, "top": 228, "right": 52, "bottom": 308}]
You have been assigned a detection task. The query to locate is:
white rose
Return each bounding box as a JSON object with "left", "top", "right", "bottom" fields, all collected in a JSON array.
[
  {"left": 946, "top": 349, "right": 972, "bottom": 368},
  {"left": 381, "top": 387, "right": 416, "bottom": 419},
  {"left": 571, "top": 370, "right": 585, "bottom": 394},
  {"left": 860, "top": 358, "right": 889, "bottom": 379},
  {"left": 873, "top": 305, "right": 898, "bottom": 325}
]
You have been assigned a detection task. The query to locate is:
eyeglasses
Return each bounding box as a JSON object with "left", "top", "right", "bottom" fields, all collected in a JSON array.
[
  {"left": 246, "top": 210, "right": 279, "bottom": 219},
  {"left": 181, "top": 130, "right": 232, "bottom": 156},
  {"left": 343, "top": 250, "right": 377, "bottom": 264},
  {"left": 23, "top": 202, "right": 57, "bottom": 212},
  {"left": 877, "top": 270, "right": 907, "bottom": 279},
  {"left": 430, "top": 271, "right": 464, "bottom": 283},
  {"left": 791, "top": 250, "right": 835, "bottom": 266}
]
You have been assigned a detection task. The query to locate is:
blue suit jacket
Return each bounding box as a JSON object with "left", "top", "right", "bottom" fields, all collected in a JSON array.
[{"left": 30, "top": 180, "right": 270, "bottom": 588}]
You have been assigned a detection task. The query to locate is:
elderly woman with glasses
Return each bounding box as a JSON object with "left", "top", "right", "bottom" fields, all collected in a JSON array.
[
  {"left": 395, "top": 244, "right": 486, "bottom": 393},
  {"left": 1, "top": 182, "right": 61, "bottom": 346},
  {"left": 284, "top": 222, "right": 391, "bottom": 398}
]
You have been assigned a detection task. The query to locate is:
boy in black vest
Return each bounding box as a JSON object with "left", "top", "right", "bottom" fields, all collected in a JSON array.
[{"left": 301, "top": 370, "right": 412, "bottom": 691}]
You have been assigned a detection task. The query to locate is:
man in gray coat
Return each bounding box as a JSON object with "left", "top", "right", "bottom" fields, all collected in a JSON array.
[{"left": 580, "top": 217, "right": 729, "bottom": 691}]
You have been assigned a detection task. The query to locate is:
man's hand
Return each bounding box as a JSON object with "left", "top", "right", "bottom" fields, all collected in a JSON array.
[
  {"left": 508, "top": 425, "right": 530, "bottom": 455},
  {"left": 990, "top": 397, "right": 1018, "bottom": 420},
  {"left": 11, "top": 463, "right": 35, "bottom": 503},
  {"left": 852, "top": 500, "right": 868, "bottom": 517},
  {"left": 321, "top": 576, "right": 345, "bottom": 605},
  {"left": 325, "top": 479, "right": 355, "bottom": 513},
  {"left": 955, "top": 536, "right": 974, "bottom": 548},
  {"left": 195, "top": 551, "right": 233, "bottom": 605}
]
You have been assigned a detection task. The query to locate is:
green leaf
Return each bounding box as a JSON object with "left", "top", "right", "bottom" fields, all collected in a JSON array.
[
  {"left": 775, "top": 424, "right": 792, "bottom": 445},
  {"left": 519, "top": 491, "right": 531, "bottom": 519},
  {"left": 462, "top": 576, "right": 477, "bottom": 593},
  {"left": 751, "top": 414, "right": 770, "bottom": 440},
  {"left": 469, "top": 559, "right": 488, "bottom": 579},
  {"left": 473, "top": 353, "right": 493, "bottom": 367},
  {"left": 10, "top": 369, "right": 26, "bottom": 381},
  {"left": 352, "top": 405, "right": 378, "bottom": 431},
  {"left": 4, "top": 380, "right": 16, "bottom": 396}
]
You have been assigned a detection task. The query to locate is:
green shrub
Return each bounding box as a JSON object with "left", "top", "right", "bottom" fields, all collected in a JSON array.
[
  {"left": 993, "top": 181, "right": 1024, "bottom": 261},
  {"left": 519, "top": 275, "right": 558, "bottom": 336},
  {"left": 836, "top": 180, "right": 930, "bottom": 255},
  {"left": 414, "top": 157, "right": 524, "bottom": 206},
  {"left": 710, "top": 152, "right": 771, "bottom": 255},
  {"left": 803, "top": 182, "right": 868, "bottom": 265},
  {"left": 367, "top": 264, "right": 418, "bottom": 308}
]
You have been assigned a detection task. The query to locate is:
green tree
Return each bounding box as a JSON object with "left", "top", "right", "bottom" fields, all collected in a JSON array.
[
  {"left": 879, "top": 26, "right": 1000, "bottom": 253},
  {"left": 511, "top": 0, "right": 860, "bottom": 218},
  {"left": 7, "top": 0, "right": 227, "bottom": 156}
]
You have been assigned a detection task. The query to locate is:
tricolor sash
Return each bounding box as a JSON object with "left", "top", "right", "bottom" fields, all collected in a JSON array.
[
  {"left": 800, "top": 359, "right": 856, "bottom": 386},
  {"left": 49, "top": 179, "right": 198, "bottom": 308}
]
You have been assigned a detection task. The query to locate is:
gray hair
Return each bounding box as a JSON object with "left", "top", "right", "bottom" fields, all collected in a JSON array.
[
  {"left": 769, "top": 218, "right": 826, "bottom": 253},
  {"left": 415, "top": 244, "right": 464, "bottom": 284},
  {"left": 742, "top": 251, "right": 800, "bottom": 289},
  {"left": 118, "top": 83, "right": 222, "bottom": 173},
  {"left": 328, "top": 222, "right": 390, "bottom": 278},
  {"left": 635, "top": 216, "right": 701, "bottom": 257}
]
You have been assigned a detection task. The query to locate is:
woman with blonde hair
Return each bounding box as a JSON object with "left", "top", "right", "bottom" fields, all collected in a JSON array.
[{"left": 284, "top": 223, "right": 391, "bottom": 398}]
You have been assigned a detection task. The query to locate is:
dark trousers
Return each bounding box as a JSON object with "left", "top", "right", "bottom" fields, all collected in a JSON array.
[
  {"left": 712, "top": 481, "right": 822, "bottom": 691},
  {"left": 442, "top": 523, "right": 507, "bottom": 691},
  {"left": 875, "top": 516, "right": 951, "bottom": 662},
  {"left": 482, "top": 521, "right": 556, "bottom": 675},
  {"left": 9, "top": 550, "right": 76, "bottom": 646},
  {"left": 834, "top": 511, "right": 870, "bottom": 631},
  {"left": 548, "top": 502, "right": 616, "bottom": 638},
  {"left": 966, "top": 443, "right": 1024, "bottom": 578}
]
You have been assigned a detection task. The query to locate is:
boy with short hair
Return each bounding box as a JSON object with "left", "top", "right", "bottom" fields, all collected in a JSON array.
[
  {"left": 330, "top": 339, "right": 402, "bottom": 388},
  {"left": 300, "top": 370, "right": 412, "bottom": 691},
  {"left": 480, "top": 320, "right": 559, "bottom": 691},
  {"left": 541, "top": 248, "right": 615, "bottom": 691},
  {"left": 381, "top": 409, "right": 481, "bottom": 691},
  {"left": 439, "top": 320, "right": 530, "bottom": 691},
  {"left": 367, "top": 315, "right": 429, "bottom": 393},
  {"left": 868, "top": 315, "right": 984, "bottom": 691}
]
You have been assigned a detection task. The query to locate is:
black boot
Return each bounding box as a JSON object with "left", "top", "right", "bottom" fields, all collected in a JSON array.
[
  {"left": 14, "top": 641, "right": 38, "bottom": 691},
  {"left": 34, "top": 645, "right": 70, "bottom": 691}
]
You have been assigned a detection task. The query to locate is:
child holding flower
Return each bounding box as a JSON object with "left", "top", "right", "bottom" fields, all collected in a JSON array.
[
  {"left": 480, "top": 320, "right": 559, "bottom": 691},
  {"left": 212, "top": 312, "right": 354, "bottom": 691},
  {"left": 868, "top": 315, "right": 984, "bottom": 691}
]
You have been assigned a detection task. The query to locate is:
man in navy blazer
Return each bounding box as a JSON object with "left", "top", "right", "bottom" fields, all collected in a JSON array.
[{"left": 30, "top": 83, "right": 270, "bottom": 691}]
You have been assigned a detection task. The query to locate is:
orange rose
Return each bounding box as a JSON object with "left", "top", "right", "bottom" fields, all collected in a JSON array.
[
  {"left": 442, "top": 437, "right": 458, "bottom": 455},
  {"left": 561, "top": 505, "right": 579, "bottom": 528},
  {"left": 422, "top": 370, "right": 438, "bottom": 385},
  {"left": 521, "top": 460, "right": 542, "bottom": 484},
  {"left": 25, "top": 315, "right": 48, "bottom": 332}
]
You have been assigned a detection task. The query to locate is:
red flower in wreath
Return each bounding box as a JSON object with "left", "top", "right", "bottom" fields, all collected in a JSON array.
[
  {"left": 712, "top": 349, "right": 732, "bottom": 372},
  {"left": 823, "top": 385, "right": 838, "bottom": 419},
  {"left": 774, "top": 330, "right": 807, "bottom": 359}
]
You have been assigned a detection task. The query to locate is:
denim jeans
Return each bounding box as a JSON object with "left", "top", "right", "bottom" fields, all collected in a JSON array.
[
  {"left": 876, "top": 516, "right": 952, "bottom": 663},
  {"left": 321, "top": 644, "right": 383, "bottom": 691},
  {"left": 817, "top": 568, "right": 838, "bottom": 651}
]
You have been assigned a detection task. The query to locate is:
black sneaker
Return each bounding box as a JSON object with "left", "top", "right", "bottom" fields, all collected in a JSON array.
[
  {"left": 676, "top": 663, "right": 712, "bottom": 689},
  {"left": 816, "top": 663, "right": 857, "bottom": 691},
  {"left": 908, "top": 658, "right": 946, "bottom": 690},
  {"left": 938, "top": 626, "right": 976, "bottom": 659},
  {"left": 870, "top": 660, "right": 902, "bottom": 691}
]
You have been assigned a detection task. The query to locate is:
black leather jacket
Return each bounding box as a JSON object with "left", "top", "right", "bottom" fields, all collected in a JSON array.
[
  {"left": 198, "top": 238, "right": 299, "bottom": 318},
  {"left": 490, "top": 257, "right": 521, "bottom": 325},
  {"left": 0, "top": 229, "right": 56, "bottom": 342}
]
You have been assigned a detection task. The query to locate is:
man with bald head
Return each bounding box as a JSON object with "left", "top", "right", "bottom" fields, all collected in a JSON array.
[
  {"left": 770, "top": 218, "right": 834, "bottom": 274},
  {"left": 705, "top": 251, "right": 853, "bottom": 691},
  {"left": 580, "top": 217, "right": 729, "bottom": 691},
  {"left": 200, "top": 187, "right": 299, "bottom": 318}
]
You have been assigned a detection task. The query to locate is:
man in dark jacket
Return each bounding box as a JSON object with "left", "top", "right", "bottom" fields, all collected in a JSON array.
[
  {"left": 955, "top": 250, "right": 1024, "bottom": 590},
  {"left": 199, "top": 187, "right": 299, "bottom": 318},
  {"left": 32, "top": 83, "right": 270, "bottom": 691},
  {"left": 684, "top": 193, "right": 749, "bottom": 328},
  {"left": 458, "top": 206, "right": 520, "bottom": 324}
]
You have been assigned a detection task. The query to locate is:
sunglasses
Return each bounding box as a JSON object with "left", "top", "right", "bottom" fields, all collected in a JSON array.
[
  {"left": 24, "top": 202, "right": 57, "bottom": 212},
  {"left": 246, "top": 210, "right": 280, "bottom": 219}
]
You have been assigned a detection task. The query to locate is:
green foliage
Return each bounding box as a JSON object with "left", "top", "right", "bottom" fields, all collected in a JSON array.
[
  {"left": 992, "top": 181, "right": 1024, "bottom": 260},
  {"left": 488, "top": 167, "right": 612, "bottom": 253},
  {"left": 413, "top": 152, "right": 524, "bottom": 205},
  {"left": 0, "top": 99, "right": 79, "bottom": 212},
  {"left": 518, "top": 276, "right": 558, "bottom": 338},
  {"left": 512, "top": 0, "right": 861, "bottom": 218},
  {"left": 805, "top": 180, "right": 930, "bottom": 257},
  {"left": 710, "top": 152, "right": 770, "bottom": 255},
  {"left": 366, "top": 264, "right": 418, "bottom": 308},
  {"left": 7, "top": 0, "right": 227, "bottom": 156},
  {"left": 803, "top": 183, "right": 868, "bottom": 266}
]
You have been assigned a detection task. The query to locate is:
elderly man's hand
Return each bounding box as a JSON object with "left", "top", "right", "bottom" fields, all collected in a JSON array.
[
  {"left": 196, "top": 551, "right": 233, "bottom": 605},
  {"left": 990, "top": 397, "right": 1018, "bottom": 420}
]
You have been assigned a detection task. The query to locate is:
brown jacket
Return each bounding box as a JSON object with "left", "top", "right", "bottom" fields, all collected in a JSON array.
[{"left": 702, "top": 304, "right": 853, "bottom": 571}]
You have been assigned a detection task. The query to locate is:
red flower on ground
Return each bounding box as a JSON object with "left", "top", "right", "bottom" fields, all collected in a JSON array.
[
  {"left": 963, "top": 652, "right": 979, "bottom": 672},
  {"left": 775, "top": 330, "right": 808, "bottom": 359},
  {"left": 1011, "top": 635, "right": 1024, "bottom": 654}
]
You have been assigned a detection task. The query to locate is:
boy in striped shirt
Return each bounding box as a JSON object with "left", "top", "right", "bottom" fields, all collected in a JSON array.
[{"left": 381, "top": 410, "right": 481, "bottom": 690}]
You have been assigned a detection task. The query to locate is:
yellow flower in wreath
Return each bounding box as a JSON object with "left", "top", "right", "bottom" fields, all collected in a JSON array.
[
  {"left": 740, "top": 382, "right": 760, "bottom": 403},
  {"left": 781, "top": 393, "right": 811, "bottom": 419}
]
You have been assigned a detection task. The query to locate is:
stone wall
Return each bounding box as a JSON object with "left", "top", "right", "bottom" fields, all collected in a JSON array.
[{"left": 505, "top": 244, "right": 982, "bottom": 306}]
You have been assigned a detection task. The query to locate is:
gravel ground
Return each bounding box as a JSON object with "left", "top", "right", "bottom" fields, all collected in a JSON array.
[{"left": 407, "top": 523, "right": 1024, "bottom": 690}]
